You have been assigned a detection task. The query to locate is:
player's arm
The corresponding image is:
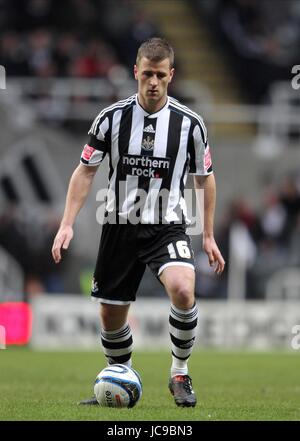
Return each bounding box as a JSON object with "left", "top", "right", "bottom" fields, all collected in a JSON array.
[
  {"left": 52, "top": 163, "right": 99, "bottom": 263},
  {"left": 194, "top": 174, "right": 225, "bottom": 275}
]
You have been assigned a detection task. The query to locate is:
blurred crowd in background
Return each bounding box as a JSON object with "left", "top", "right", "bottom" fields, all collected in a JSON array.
[
  {"left": 201, "top": 0, "right": 300, "bottom": 102},
  {"left": 0, "top": 0, "right": 299, "bottom": 300},
  {"left": 2, "top": 0, "right": 298, "bottom": 101},
  {"left": 197, "top": 173, "right": 300, "bottom": 299},
  {"left": 0, "top": 204, "right": 64, "bottom": 297},
  {"left": 0, "top": 0, "right": 157, "bottom": 78}
]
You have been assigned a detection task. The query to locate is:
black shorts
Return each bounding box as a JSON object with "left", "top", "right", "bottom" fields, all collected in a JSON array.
[{"left": 91, "top": 223, "right": 195, "bottom": 304}]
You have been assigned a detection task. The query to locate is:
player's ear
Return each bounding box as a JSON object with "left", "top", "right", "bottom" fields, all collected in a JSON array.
[
  {"left": 169, "top": 68, "right": 175, "bottom": 83},
  {"left": 134, "top": 65, "right": 138, "bottom": 80}
]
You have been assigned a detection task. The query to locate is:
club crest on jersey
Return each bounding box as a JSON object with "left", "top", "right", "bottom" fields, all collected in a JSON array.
[
  {"left": 91, "top": 278, "right": 98, "bottom": 293},
  {"left": 141, "top": 135, "right": 154, "bottom": 151}
]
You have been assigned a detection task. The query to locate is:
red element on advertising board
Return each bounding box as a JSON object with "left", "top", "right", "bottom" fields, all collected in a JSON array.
[
  {"left": 82, "top": 144, "right": 96, "bottom": 161},
  {"left": 204, "top": 145, "right": 212, "bottom": 171},
  {"left": 0, "top": 302, "right": 32, "bottom": 345}
]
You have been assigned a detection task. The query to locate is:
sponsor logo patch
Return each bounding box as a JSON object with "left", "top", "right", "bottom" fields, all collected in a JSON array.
[
  {"left": 122, "top": 154, "right": 170, "bottom": 178},
  {"left": 82, "top": 144, "right": 96, "bottom": 161},
  {"left": 204, "top": 145, "right": 212, "bottom": 171}
]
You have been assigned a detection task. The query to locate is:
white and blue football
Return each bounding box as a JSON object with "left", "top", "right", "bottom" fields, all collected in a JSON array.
[{"left": 94, "top": 364, "right": 142, "bottom": 408}]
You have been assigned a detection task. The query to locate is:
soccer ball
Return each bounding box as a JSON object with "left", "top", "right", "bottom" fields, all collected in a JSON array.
[{"left": 94, "top": 364, "right": 142, "bottom": 408}]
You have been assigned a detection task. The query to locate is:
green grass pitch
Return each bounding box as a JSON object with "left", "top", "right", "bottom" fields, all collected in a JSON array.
[{"left": 0, "top": 348, "right": 299, "bottom": 421}]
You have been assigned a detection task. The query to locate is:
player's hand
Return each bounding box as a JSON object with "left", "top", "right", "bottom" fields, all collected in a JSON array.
[
  {"left": 203, "top": 235, "right": 225, "bottom": 275},
  {"left": 52, "top": 225, "right": 73, "bottom": 264}
]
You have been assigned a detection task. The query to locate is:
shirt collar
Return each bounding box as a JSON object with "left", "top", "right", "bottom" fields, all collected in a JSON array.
[{"left": 135, "top": 94, "right": 169, "bottom": 118}]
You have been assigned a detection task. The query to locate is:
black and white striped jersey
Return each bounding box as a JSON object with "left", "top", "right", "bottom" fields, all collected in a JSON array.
[{"left": 80, "top": 94, "right": 213, "bottom": 224}]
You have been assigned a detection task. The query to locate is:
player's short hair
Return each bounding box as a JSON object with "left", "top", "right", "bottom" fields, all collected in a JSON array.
[{"left": 136, "top": 37, "right": 174, "bottom": 68}]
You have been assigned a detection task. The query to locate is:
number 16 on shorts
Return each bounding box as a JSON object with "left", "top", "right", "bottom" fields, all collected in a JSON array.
[{"left": 167, "top": 240, "right": 192, "bottom": 259}]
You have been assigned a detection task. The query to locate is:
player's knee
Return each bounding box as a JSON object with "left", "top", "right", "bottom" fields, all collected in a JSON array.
[
  {"left": 170, "top": 284, "right": 194, "bottom": 309},
  {"left": 100, "top": 304, "right": 129, "bottom": 330}
]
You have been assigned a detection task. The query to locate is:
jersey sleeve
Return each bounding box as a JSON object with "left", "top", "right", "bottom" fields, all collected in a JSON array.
[
  {"left": 80, "top": 113, "right": 109, "bottom": 166},
  {"left": 188, "top": 120, "right": 213, "bottom": 175}
]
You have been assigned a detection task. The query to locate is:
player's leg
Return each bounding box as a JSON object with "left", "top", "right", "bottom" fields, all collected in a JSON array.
[
  {"left": 79, "top": 224, "right": 145, "bottom": 405},
  {"left": 159, "top": 264, "right": 195, "bottom": 309},
  {"left": 99, "top": 303, "right": 133, "bottom": 367},
  {"left": 159, "top": 265, "right": 197, "bottom": 376},
  {"left": 79, "top": 303, "right": 133, "bottom": 406},
  {"left": 159, "top": 265, "right": 198, "bottom": 407},
  {"left": 141, "top": 224, "right": 198, "bottom": 407},
  {"left": 92, "top": 223, "right": 145, "bottom": 365}
]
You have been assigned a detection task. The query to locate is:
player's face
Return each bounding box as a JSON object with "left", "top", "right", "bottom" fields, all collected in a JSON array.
[{"left": 134, "top": 57, "right": 174, "bottom": 112}]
